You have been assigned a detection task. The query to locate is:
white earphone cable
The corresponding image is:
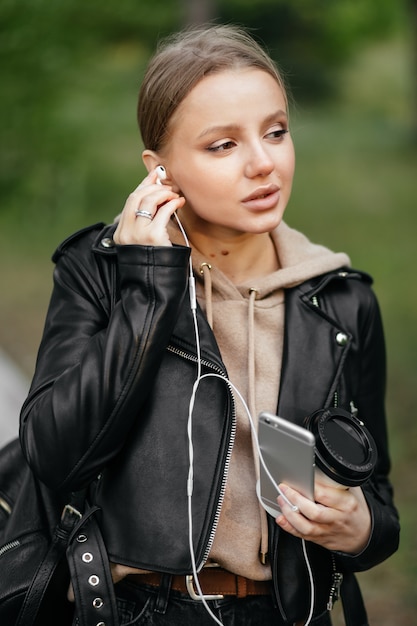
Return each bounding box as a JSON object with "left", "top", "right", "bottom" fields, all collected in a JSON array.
[{"left": 175, "top": 213, "right": 314, "bottom": 625}]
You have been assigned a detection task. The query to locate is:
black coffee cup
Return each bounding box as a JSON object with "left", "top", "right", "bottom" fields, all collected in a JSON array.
[{"left": 304, "top": 408, "right": 377, "bottom": 487}]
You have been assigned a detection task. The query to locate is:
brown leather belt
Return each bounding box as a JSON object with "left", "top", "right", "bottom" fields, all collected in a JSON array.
[{"left": 130, "top": 568, "right": 271, "bottom": 599}]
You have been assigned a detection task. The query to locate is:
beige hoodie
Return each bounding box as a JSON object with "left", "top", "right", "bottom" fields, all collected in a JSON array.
[{"left": 174, "top": 220, "right": 351, "bottom": 581}]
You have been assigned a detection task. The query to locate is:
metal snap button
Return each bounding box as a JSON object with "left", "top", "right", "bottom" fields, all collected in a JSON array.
[
  {"left": 336, "top": 332, "right": 348, "bottom": 346},
  {"left": 88, "top": 575, "right": 100, "bottom": 586},
  {"left": 82, "top": 552, "right": 93, "bottom": 563},
  {"left": 93, "top": 597, "right": 104, "bottom": 609},
  {"left": 101, "top": 237, "right": 114, "bottom": 248}
]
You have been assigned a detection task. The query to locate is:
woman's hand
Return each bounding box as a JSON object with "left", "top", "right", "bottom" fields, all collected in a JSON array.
[
  {"left": 276, "top": 480, "right": 372, "bottom": 554},
  {"left": 114, "top": 168, "right": 185, "bottom": 247}
]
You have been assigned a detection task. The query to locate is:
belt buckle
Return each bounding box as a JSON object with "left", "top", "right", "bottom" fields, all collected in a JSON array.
[
  {"left": 61, "top": 503, "right": 82, "bottom": 523},
  {"left": 185, "top": 575, "right": 224, "bottom": 601}
]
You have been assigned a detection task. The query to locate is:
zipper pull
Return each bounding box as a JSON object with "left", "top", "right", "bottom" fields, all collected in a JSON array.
[
  {"left": 327, "top": 572, "right": 343, "bottom": 611},
  {"left": 0, "top": 496, "right": 11, "bottom": 515},
  {"left": 350, "top": 400, "right": 359, "bottom": 418}
]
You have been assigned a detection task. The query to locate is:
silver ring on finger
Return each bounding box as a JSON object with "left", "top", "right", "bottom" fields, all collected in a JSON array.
[{"left": 135, "top": 210, "right": 153, "bottom": 220}]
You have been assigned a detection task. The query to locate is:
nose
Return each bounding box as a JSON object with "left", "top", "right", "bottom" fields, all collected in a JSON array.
[{"left": 244, "top": 141, "right": 274, "bottom": 179}]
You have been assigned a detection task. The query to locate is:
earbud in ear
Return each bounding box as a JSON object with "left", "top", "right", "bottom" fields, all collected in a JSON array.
[{"left": 156, "top": 165, "right": 167, "bottom": 185}]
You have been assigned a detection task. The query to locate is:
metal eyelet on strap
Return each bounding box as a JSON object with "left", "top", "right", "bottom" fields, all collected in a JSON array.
[
  {"left": 82, "top": 552, "right": 93, "bottom": 563},
  {"left": 96, "top": 622, "right": 105, "bottom": 626},
  {"left": 88, "top": 575, "right": 100, "bottom": 586},
  {"left": 93, "top": 597, "right": 104, "bottom": 609},
  {"left": 77, "top": 534, "right": 88, "bottom": 543}
]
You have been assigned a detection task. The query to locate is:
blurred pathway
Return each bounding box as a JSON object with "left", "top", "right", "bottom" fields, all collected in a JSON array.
[{"left": 0, "top": 348, "right": 29, "bottom": 446}]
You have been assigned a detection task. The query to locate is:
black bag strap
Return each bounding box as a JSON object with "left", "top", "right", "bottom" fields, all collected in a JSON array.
[
  {"left": 15, "top": 498, "right": 119, "bottom": 626},
  {"left": 66, "top": 506, "right": 119, "bottom": 626},
  {"left": 15, "top": 501, "right": 82, "bottom": 626},
  {"left": 341, "top": 571, "right": 369, "bottom": 626}
]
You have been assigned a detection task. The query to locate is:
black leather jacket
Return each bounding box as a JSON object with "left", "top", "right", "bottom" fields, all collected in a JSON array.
[{"left": 20, "top": 223, "right": 400, "bottom": 624}]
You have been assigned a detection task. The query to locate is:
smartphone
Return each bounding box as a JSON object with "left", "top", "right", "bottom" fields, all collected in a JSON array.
[{"left": 257, "top": 411, "right": 316, "bottom": 517}]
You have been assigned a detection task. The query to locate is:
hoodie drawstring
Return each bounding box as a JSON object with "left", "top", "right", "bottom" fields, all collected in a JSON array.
[
  {"left": 199, "top": 263, "right": 270, "bottom": 566},
  {"left": 199, "top": 262, "right": 213, "bottom": 328},
  {"left": 248, "top": 287, "right": 270, "bottom": 564}
]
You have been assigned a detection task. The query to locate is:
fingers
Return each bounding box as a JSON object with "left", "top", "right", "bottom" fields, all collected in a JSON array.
[
  {"left": 276, "top": 484, "right": 327, "bottom": 538},
  {"left": 275, "top": 483, "right": 372, "bottom": 553},
  {"left": 114, "top": 169, "right": 185, "bottom": 246}
]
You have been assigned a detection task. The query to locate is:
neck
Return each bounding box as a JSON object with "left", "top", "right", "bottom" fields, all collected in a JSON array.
[{"left": 188, "top": 229, "right": 280, "bottom": 284}]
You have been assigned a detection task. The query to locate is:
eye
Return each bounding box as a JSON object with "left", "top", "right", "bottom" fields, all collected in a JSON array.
[
  {"left": 206, "top": 140, "right": 236, "bottom": 153},
  {"left": 265, "top": 128, "right": 289, "bottom": 141}
]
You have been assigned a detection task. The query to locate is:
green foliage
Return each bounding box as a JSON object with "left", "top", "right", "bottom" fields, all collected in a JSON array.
[
  {"left": 219, "top": 0, "right": 407, "bottom": 98},
  {"left": 0, "top": 0, "right": 184, "bottom": 240},
  {"left": 0, "top": 0, "right": 409, "bottom": 237}
]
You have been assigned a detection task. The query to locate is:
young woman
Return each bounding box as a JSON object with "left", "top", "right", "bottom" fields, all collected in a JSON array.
[{"left": 20, "top": 25, "right": 399, "bottom": 626}]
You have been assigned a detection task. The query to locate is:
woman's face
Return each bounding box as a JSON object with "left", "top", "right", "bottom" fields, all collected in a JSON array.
[{"left": 161, "top": 68, "right": 295, "bottom": 238}]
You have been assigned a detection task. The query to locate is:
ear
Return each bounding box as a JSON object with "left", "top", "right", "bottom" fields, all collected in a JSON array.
[
  {"left": 142, "top": 149, "right": 180, "bottom": 192},
  {"left": 142, "top": 149, "right": 159, "bottom": 174}
]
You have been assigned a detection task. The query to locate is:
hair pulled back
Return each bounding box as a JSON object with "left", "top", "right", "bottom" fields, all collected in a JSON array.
[{"left": 138, "top": 24, "right": 287, "bottom": 152}]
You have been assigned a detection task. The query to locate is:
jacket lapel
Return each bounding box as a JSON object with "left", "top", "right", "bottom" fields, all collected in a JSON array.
[{"left": 277, "top": 276, "right": 352, "bottom": 425}]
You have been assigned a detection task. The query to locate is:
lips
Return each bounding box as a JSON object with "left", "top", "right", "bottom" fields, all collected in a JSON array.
[{"left": 241, "top": 184, "right": 280, "bottom": 210}]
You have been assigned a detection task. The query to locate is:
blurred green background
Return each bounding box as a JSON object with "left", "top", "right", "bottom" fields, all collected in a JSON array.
[{"left": 0, "top": 1, "right": 416, "bottom": 623}]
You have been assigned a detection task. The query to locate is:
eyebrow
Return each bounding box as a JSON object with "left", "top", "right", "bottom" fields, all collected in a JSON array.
[{"left": 197, "top": 109, "right": 288, "bottom": 140}]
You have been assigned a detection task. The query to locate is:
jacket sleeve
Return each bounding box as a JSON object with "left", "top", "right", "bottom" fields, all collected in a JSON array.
[
  {"left": 335, "top": 283, "right": 400, "bottom": 571},
  {"left": 20, "top": 232, "right": 191, "bottom": 491}
]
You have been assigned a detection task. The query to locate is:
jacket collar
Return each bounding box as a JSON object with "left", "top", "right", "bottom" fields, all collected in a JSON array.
[{"left": 276, "top": 269, "right": 371, "bottom": 423}]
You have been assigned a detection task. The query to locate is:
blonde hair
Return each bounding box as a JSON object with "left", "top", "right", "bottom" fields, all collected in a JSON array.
[{"left": 137, "top": 24, "right": 288, "bottom": 151}]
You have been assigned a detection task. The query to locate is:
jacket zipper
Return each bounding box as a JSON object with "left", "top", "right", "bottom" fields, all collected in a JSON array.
[
  {"left": 312, "top": 292, "right": 339, "bottom": 411},
  {"left": 327, "top": 554, "right": 343, "bottom": 610},
  {"left": 167, "top": 344, "right": 237, "bottom": 569},
  {"left": 0, "top": 539, "right": 20, "bottom": 557},
  {"left": 311, "top": 296, "right": 345, "bottom": 612}
]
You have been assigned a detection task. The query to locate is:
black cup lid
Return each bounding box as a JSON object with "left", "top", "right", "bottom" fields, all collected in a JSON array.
[{"left": 305, "top": 408, "right": 377, "bottom": 487}]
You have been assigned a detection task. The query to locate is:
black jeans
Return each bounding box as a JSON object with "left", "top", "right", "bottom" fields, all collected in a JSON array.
[{"left": 72, "top": 578, "right": 332, "bottom": 626}]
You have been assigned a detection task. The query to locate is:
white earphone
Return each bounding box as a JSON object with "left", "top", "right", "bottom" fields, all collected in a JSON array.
[{"left": 156, "top": 165, "right": 167, "bottom": 184}]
